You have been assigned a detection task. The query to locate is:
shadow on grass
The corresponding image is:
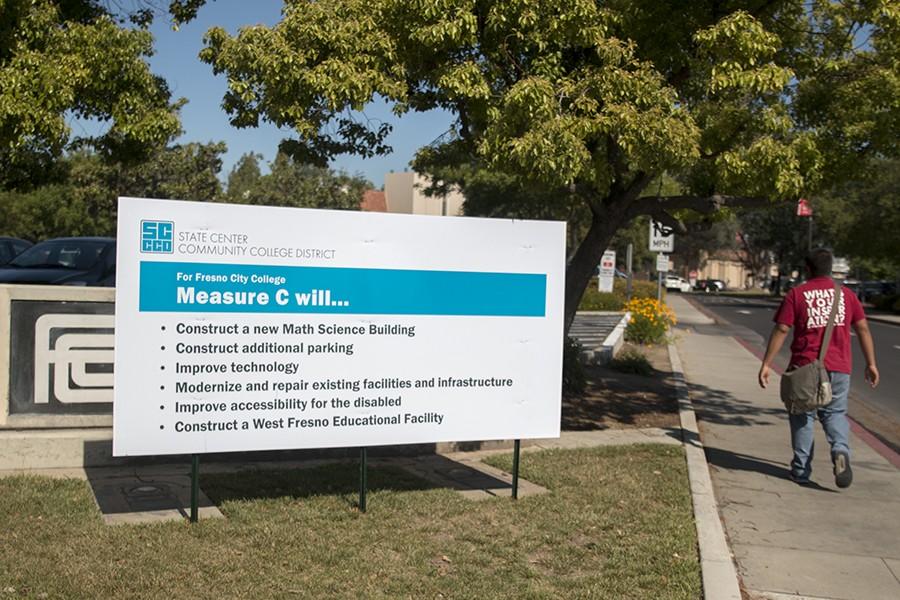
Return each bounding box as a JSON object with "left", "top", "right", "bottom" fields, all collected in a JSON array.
[
  {"left": 199, "top": 453, "right": 524, "bottom": 508},
  {"left": 200, "top": 463, "right": 432, "bottom": 506}
]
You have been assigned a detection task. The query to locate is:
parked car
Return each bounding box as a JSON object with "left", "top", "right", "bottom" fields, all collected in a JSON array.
[
  {"left": 665, "top": 275, "right": 692, "bottom": 292},
  {"left": 694, "top": 278, "right": 726, "bottom": 293},
  {"left": 0, "top": 237, "right": 116, "bottom": 286},
  {"left": 0, "top": 237, "right": 32, "bottom": 266}
]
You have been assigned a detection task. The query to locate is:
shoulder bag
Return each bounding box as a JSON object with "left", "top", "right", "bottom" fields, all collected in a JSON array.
[{"left": 780, "top": 280, "right": 841, "bottom": 414}]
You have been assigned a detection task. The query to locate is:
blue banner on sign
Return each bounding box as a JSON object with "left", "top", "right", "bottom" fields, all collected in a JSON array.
[{"left": 139, "top": 261, "right": 546, "bottom": 317}]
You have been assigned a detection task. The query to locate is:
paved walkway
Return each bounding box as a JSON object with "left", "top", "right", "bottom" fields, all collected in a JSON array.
[
  {"left": 668, "top": 295, "right": 900, "bottom": 600},
  {"left": 866, "top": 311, "right": 900, "bottom": 326}
]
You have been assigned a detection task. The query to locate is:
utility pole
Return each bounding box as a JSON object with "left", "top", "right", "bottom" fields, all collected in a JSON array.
[
  {"left": 626, "top": 243, "right": 633, "bottom": 301},
  {"left": 797, "top": 198, "right": 813, "bottom": 253},
  {"left": 807, "top": 215, "right": 813, "bottom": 252}
]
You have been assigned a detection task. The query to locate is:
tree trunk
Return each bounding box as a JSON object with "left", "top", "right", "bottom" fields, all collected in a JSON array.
[{"left": 563, "top": 213, "right": 617, "bottom": 334}]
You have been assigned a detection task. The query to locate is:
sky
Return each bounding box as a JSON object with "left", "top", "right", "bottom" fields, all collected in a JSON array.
[{"left": 91, "top": 1, "right": 455, "bottom": 188}]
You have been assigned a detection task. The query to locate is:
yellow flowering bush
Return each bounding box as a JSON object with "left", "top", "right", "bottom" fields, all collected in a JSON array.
[{"left": 624, "top": 298, "right": 676, "bottom": 345}]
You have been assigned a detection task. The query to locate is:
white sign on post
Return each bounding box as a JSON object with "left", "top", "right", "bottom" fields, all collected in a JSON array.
[
  {"left": 656, "top": 253, "right": 670, "bottom": 273},
  {"left": 113, "top": 198, "right": 566, "bottom": 457},
  {"left": 597, "top": 250, "right": 616, "bottom": 293},
  {"left": 649, "top": 221, "right": 675, "bottom": 253}
]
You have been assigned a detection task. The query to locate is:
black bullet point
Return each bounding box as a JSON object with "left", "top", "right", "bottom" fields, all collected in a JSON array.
[
  {"left": 160, "top": 385, "right": 165, "bottom": 390},
  {"left": 160, "top": 346, "right": 166, "bottom": 351},
  {"left": 161, "top": 325, "right": 166, "bottom": 331},
  {"left": 160, "top": 365, "right": 165, "bottom": 370},
  {"left": 159, "top": 425, "right": 164, "bottom": 430},
  {"left": 159, "top": 405, "right": 164, "bottom": 410}
]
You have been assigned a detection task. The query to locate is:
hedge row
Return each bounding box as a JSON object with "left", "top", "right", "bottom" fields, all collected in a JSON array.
[
  {"left": 870, "top": 294, "right": 900, "bottom": 314},
  {"left": 578, "top": 278, "right": 663, "bottom": 311}
]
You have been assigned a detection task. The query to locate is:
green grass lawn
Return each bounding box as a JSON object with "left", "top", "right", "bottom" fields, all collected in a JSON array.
[{"left": 0, "top": 445, "right": 700, "bottom": 599}]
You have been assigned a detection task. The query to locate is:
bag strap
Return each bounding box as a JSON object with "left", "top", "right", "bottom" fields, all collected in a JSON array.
[{"left": 817, "top": 279, "right": 842, "bottom": 362}]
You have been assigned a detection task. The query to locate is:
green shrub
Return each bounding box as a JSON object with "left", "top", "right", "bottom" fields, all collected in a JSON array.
[
  {"left": 619, "top": 278, "right": 663, "bottom": 300},
  {"left": 578, "top": 278, "right": 663, "bottom": 311},
  {"left": 872, "top": 294, "right": 900, "bottom": 311},
  {"left": 578, "top": 288, "right": 625, "bottom": 311},
  {"left": 562, "top": 336, "right": 586, "bottom": 394},
  {"left": 610, "top": 348, "right": 654, "bottom": 376}
]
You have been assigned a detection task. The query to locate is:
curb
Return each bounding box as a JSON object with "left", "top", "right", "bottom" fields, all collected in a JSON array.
[
  {"left": 667, "top": 339, "right": 742, "bottom": 600},
  {"left": 866, "top": 313, "right": 900, "bottom": 327}
]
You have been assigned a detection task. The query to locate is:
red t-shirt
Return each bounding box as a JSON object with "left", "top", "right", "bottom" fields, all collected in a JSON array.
[{"left": 774, "top": 277, "right": 866, "bottom": 373}]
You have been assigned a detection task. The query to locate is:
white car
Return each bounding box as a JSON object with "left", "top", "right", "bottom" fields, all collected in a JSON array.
[{"left": 665, "top": 275, "right": 691, "bottom": 293}]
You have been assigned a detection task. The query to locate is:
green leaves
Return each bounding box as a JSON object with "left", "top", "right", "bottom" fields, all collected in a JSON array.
[
  {"left": 201, "top": 0, "right": 406, "bottom": 164},
  {"left": 0, "top": 1, "right": 183, "bottom": 189},
  {"left": 193, "top": 0, "right": 898, "bottom": 328},
  {"left": 716, "top": 134, "right": 822, "bottom": 199},
  {"left": 224, "top": 152, "right": 370, "bottom": 211},
  {"left": 693, "top": 11, "right": 793, "bottom": 95},
  {"left": 0, "top": 142, "right": 227, "bottom": 239}
]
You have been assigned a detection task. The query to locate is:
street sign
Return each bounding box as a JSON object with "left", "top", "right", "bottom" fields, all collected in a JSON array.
[
  {"left": 796, "top": 198, "right": 813, "bottom": 217},
  {"left": 649, "top": 220, "right": 674, "bottom": 253},
  {"left": 656, "top": 253, "right": 670, "bottom": 273},
  {"left": 598, "top": 250, "right": 615, "bottom": 293},
  {"left": 833, "top": 257, "right": 850, "bottom": 274}
]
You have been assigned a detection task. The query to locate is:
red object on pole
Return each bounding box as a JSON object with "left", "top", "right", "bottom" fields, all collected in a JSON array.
[{"left": 796, "top": 198, "right": 813, "bottom": 217}]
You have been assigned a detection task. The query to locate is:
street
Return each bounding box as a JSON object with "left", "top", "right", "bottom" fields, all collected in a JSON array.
[{"left": 686, "top": 292, "right": 900, "bottom": 450}]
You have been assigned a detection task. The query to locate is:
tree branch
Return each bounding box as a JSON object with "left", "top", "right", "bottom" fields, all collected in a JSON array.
[
  {"left": 627, "top": 194, "right": 771, "bottom": 220},
  {"left": 606, "top": 170, "right": 653, "bottom": 210}
]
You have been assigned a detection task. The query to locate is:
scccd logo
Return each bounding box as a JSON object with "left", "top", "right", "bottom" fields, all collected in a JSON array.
[
  {"left": 141, "top": 220, "right": 174, "bottom": 253},
  {"left": 34, "top": 314, "right": 114, "bottom": 404}
]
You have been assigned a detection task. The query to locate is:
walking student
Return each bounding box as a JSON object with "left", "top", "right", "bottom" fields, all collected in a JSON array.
[{"left": 758, "top": 248, "right": 879, "bottom": 488}]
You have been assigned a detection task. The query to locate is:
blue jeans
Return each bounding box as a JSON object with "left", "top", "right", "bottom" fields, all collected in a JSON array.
[{"left": 788, "top": 371, "right": 851, "bottom": 481}]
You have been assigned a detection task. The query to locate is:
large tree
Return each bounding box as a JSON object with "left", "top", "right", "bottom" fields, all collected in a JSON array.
[
  {"left": 0, "top": 142, "right": 226, "bottom": 239},
  {"left": 817, "top": 159, "right": 900, "bottom": 276},
  {"left": 223, "top": 152, "right": 370, "bottom": 210},
  {"left": 0, "top": 0, "right": 185, "bottom": 189},
  {"left": 735, "top": 201, "right": 814, "bottom": 284},
  {"left": 199, "top": 0, "right": 900, "bottom": 332}
]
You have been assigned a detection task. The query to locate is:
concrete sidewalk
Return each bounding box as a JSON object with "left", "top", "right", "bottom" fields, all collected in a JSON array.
[{"left": 668, "top": 295, "right": 900, "bottom": 600}]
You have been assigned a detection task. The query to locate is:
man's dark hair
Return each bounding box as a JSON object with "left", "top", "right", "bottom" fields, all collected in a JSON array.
[{"left": 805, "top": 248, "right": 833, "bottom": 278}]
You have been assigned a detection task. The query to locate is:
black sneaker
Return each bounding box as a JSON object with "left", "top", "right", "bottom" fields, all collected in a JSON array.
[
  {"left": 834, "top": 451, "right": 853, "bottom": 488},
  {"left": 790, "top": 472, "right": 811, "bottom": 485}
]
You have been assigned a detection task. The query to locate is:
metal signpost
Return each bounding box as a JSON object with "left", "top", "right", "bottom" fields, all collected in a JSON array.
[
  {"left": 625, "top": 243, "right": 633, "bottom": 301},
  {"left": 656, "top": 254, "right": 669, "bottom": 301},
  {"left": 649, "top": 222, "right": 674, "bottom": 302},
  {"left": 797, "top": 198, "right": 813, "bottom": 251}
]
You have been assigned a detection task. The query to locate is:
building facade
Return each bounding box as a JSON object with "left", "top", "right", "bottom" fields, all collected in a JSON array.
[{"left": 384, "top": 171, "right": 465, "bottom": 216}]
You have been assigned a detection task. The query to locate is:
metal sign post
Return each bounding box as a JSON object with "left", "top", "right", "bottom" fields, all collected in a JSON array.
[
  {"left": 512, "top": 439, "right": 521, "bottom": 500},
  {"left": 625, "top": 243, "right": 633, "bottom": 301},
  {"left": 797, "top": 198, "right": 813, "bottom": 252},
  {"left": 656, "top": 253, "right": 669, "bottom": 302},
  {"left": 359, "top": 447, "right": 368, "bottom": 513},
  {"left": 190, "top": 454, "right": 199, "bottom": 523}
]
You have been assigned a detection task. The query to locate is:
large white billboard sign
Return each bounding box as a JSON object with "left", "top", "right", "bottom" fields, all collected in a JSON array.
[{"left": 113, "top": 198, "right": 565, "bottom": 456}]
